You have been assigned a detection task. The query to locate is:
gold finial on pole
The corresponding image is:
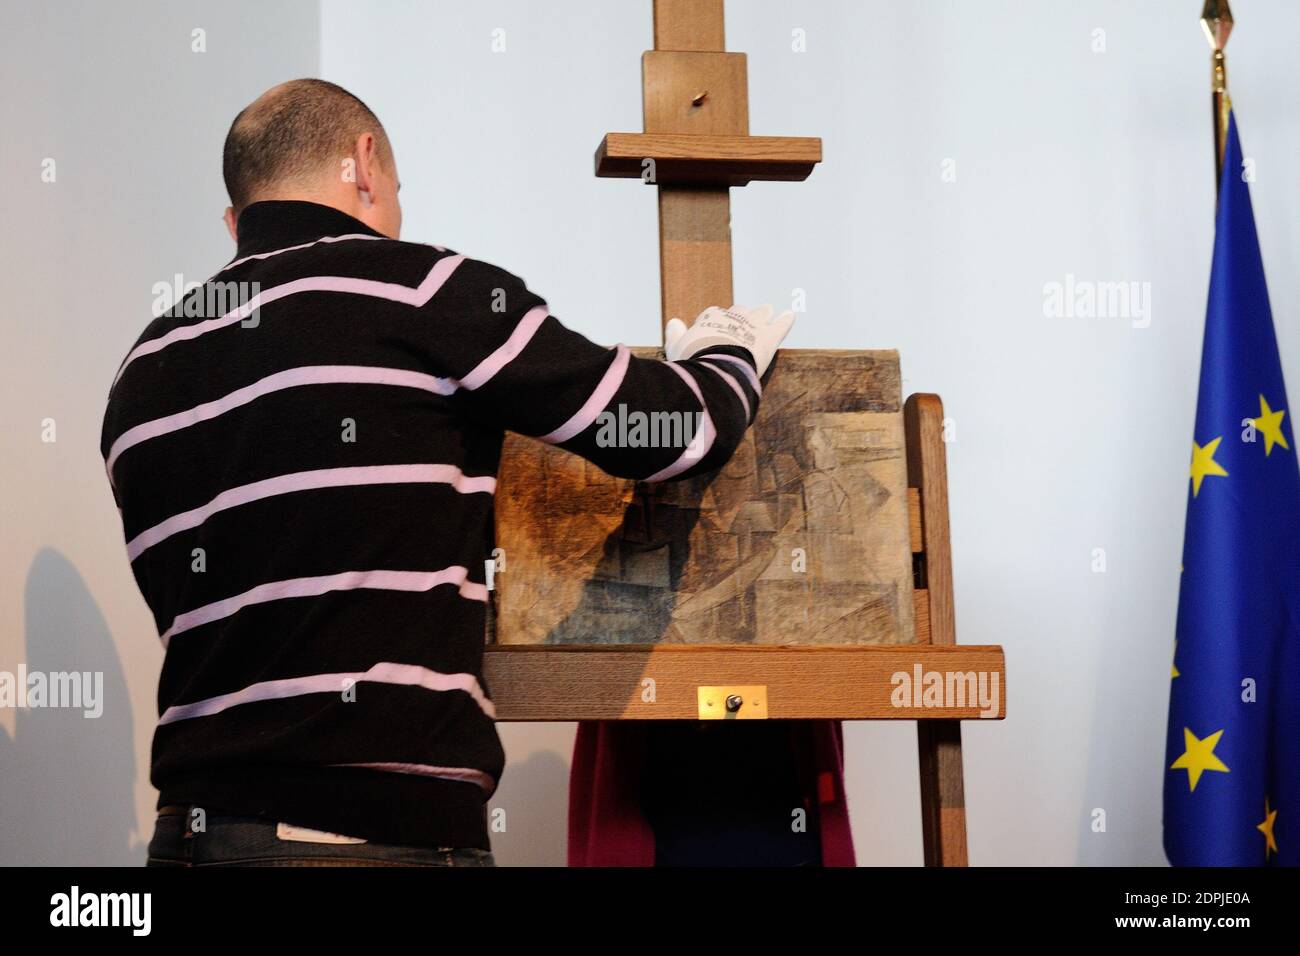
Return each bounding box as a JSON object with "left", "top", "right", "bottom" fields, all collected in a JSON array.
[{"left": 1200, "top": 0, "right": 1234, "bottom": 193}]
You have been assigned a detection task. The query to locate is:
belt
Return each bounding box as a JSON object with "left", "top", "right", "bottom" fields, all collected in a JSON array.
[{"left": 157, "top": 805, "right": 370, "bottom": 845}]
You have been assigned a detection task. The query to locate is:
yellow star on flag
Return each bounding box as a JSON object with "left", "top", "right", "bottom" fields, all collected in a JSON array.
[
  {"left": 1170, "top": 727, "right": 1230, "bottom": 792},
  {"left": 1251, "top": 395, "right": 1289, "bottom": 456},
  {"left": 1258, "top": 797, "right": 1279, "bottom": 859},
  {"left": 1189, "top": 437, "right": 1228, "bottom": 497}
]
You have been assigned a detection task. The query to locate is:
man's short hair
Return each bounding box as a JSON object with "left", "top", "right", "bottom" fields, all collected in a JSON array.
[{"left": 222, "top": 78, "right": 390, "bottom": 212}]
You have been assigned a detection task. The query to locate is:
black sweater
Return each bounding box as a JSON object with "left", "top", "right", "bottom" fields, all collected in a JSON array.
[{"left": 100, "top": 200, "right": 761, "bottom": 848}]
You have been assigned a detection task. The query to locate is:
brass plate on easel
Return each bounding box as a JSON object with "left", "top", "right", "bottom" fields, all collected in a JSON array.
[{"left": 697, "top": 684, "right": 768, "bottom": 719}]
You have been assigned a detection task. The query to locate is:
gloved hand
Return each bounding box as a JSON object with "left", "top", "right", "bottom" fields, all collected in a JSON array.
[{"left": 664, "top": 304, "right": 795, "bottom": 378}]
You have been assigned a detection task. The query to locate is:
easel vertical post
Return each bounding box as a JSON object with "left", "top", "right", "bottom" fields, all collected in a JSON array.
[
  {"left": 905, "top": 393, "right": 970, "bottom": 867},
  {"left": 647, "top": 0, "right": 740, "bottom": 334}
]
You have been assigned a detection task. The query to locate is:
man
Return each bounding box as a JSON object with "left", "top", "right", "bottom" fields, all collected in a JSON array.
[{"left": 101, "top": 79, "right": 792, "bottom": 866}]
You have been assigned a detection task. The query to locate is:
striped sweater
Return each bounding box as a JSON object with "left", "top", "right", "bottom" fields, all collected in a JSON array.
[{"left": 101, "top": 200, "right": 762, "bottom": 849}]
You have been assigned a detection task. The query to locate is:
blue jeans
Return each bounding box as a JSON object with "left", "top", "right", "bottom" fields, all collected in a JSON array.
[{"left": 146, "top": 807, "right": 495, "bottom": 867}]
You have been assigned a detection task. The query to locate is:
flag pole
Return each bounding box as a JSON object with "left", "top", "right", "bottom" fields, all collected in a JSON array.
[{"left": 1201, "top": 1, "right": 1234, "bottom": 196}]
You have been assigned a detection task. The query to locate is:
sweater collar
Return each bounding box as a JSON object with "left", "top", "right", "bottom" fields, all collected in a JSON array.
[{"left": 232, "top": 200, "right": 385, "bottom": 262}]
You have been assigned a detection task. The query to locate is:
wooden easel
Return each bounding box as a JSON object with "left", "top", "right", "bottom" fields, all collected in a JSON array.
[{"left": 483, "top": 0, "right": 1003, "bottom": 867}]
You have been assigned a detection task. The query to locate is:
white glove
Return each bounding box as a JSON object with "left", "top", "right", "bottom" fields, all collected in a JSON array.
[{"left": 663, "top": 304, "right": 795, "bottom": 378}]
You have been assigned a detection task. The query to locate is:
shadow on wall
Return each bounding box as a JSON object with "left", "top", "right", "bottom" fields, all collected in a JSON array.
[
  {"left": 488, "top": 743, "right": 571, "bottom": 866},
  {"left": 0, "top": 548, "right": 136, "bottom": 865}
]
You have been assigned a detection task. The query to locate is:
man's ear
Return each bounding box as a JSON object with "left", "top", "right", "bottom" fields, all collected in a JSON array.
[
  {"left": 223, "top": 207, "right": 238, "bottom": 242},
  {"left": 353, "top": 132, "right": 377, "bottom": 207}
]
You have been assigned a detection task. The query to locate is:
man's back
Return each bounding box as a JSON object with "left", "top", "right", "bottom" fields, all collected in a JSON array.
[{"left": 102, "top": 200, "right": 764, "bottom": 848}]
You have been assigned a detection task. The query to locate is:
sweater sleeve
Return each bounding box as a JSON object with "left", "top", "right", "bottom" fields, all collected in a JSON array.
[{"left": 421, "top": 256, "right": 761, "bottom": 482}]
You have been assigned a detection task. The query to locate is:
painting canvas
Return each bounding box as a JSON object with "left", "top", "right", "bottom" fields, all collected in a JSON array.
[{"left": 490, "top": 349, "right": 915, "bottom": 647}]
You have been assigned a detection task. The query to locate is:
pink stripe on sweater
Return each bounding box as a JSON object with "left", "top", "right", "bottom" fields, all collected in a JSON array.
[
  {"left": 127, "top": 464, "right": 495, "bottom": 561},
  {"left": 106, "top": 366, "right": 456, "bottom": 477},
  {"left": 219, "top": 234, "right": 385, "bottom": 272},
  {"left": 157, "top": 659, "right": 496, "bottom": 724},
  {"left": 458, "top": 306, "right": 550, "bottom": 391},
  {"left": 700, "top": 353, "right": 762, "bottom": 395},
  {"left": 115, "top": 255, "right": 465, "bottom": 384},
  {"left": 160, "top": 568, "right": 488, "bottom": 645},
  {"left": 539, "top": 344, "right": 630, "bottom": 444},
  {"left": 696, "top": 360, "right": 751, "bottom": 421},
  {"left": 643, "top": 363, "right": 718, "bottom": 482},
  {"left": 334, "top": 762, "right": 496, "bottom": 791}
]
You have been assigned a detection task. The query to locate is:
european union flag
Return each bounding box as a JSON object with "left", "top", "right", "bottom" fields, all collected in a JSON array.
[{"left": 1164, "top": 112, "right": 1300, "bottom": 866}]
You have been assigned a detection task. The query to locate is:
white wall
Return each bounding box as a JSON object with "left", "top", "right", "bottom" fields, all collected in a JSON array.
[
  {"left": 3, "top": 0, "right": 1296, "bottom": 866},
  {"left": 321, "top": 0, "right": 1300, "bottom": 867},
  {"left": 0, "top": 0, "right": 320, "bottom": 864}
]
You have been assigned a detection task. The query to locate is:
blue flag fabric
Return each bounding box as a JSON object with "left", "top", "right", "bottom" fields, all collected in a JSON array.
[{"left": 1164, "top": 112, "right": 1300, "bottom": 866}]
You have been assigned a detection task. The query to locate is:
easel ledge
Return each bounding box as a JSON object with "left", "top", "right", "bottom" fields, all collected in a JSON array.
[{"left": 484, "top": 643, "right": 1005, "bottom": 721}]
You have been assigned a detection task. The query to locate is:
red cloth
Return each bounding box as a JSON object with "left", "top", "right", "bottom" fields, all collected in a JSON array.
[{"left": 567, "top": 720, "right": 856, "bottom": 867}]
